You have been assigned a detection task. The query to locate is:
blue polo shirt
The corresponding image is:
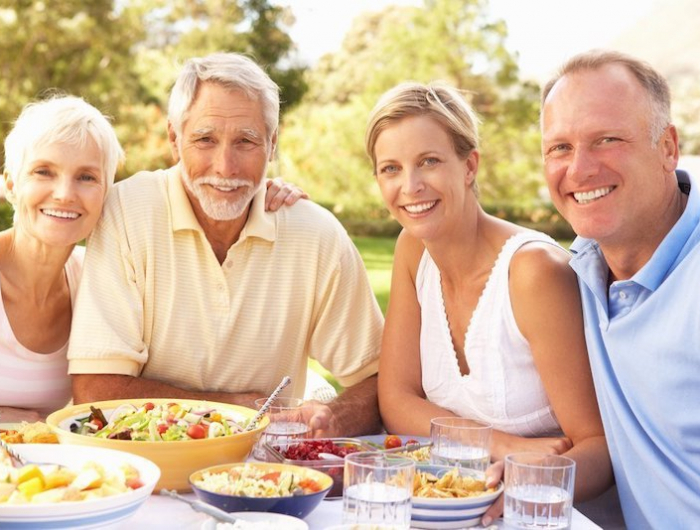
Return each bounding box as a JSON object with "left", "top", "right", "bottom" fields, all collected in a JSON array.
[{"left": 570, "top": 171, "right": 700, "bottom": 529}]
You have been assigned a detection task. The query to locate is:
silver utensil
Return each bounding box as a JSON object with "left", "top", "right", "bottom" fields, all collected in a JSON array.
[
  {"left": 159, "top": 489, "right": 240, "bottom": 524},
  {"left": 0, "top": 437, "right": 26, "bottom": 468},
  {"left": 245, "top": 376, "right": 292, "bottom": 431}
]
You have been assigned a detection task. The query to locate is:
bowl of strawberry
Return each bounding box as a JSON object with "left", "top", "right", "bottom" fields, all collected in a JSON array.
[{"left": 263, "top": 438, "right": 376, "bottom": 498}]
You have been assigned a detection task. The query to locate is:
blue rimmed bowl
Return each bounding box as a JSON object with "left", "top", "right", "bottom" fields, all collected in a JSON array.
[
  {"left": 0, "top": 444, "right": 159, "bottom": 529},
  {"left": 411, "top": 464, "right": 503, "bottom": 529},
  {"left": 190, "top": 462, "right": 332, "bottom": 519}
]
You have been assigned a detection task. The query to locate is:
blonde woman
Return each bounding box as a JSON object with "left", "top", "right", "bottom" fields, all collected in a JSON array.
[{"left": 366, "top": 82, "right": 613, "bottom": 504}]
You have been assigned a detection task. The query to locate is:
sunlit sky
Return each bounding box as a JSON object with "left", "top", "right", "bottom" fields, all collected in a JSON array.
[{"left": 274, "top": 0, "right": 658, "bottom": 80}]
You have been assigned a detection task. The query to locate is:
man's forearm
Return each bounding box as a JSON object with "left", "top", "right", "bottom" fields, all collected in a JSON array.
[
  {"left": 72, "top": 374, "right": 266, "bottom": 409},
  {"left": 326, "top": 375, "right": 382, "bottom": 437}
]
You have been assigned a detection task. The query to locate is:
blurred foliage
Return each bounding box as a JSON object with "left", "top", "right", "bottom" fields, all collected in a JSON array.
[
  {"left": 0, "top": 0, "right": 582, "bottom": 236},
  {"left": 277, "top": 0, "right": 553, "bottom": 230},
  {"left": 0, "top": 0, "right": 307, "bottom": 180}
]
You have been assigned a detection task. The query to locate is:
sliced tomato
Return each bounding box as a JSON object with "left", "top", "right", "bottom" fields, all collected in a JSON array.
[
  {"left": 298, "top": 478, "right": 322, "bottom": 493},
  {"left": 260, "top": 472, "right": 281, "bottom": 483}
]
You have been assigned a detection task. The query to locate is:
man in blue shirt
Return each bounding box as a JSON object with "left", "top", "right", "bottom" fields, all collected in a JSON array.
[{"left": 540, "top": 50, "right": 700, "bottom": 529}]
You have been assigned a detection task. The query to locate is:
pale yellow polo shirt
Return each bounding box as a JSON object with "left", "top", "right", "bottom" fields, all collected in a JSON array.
[{"left": 68, "top": 165, "right": 383, "bottom": 397}]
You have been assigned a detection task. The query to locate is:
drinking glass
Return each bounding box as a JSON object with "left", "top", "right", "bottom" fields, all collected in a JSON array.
[
  {"left": 503, "top": 452, "right": 576, "bottom": 530},
  {"left": 252, "top": 397, "right": 310, "bottom": 460},
  {"left": 342, "top": 452, "right": 415, "bottom": 528},
  {"left": 429, "top": 417, "right": 492, "bottom": 474}
]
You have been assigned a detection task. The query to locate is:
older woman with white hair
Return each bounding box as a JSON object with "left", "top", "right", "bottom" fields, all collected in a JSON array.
[
  {"left": 0, "top": 95, "right": 304, "bottom": 422},
  {"left": 0, "top": 96, "right": 123, "bottom": 422}
]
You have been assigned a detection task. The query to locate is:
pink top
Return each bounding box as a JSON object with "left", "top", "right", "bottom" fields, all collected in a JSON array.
[{"left": 0, "top": 247, "right": 84, "bottom": 417}]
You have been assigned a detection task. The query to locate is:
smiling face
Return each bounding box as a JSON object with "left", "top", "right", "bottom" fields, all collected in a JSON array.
[
  {"left": 9, "top": 138, "right": 107, "bottom": 248},
  {"left": 541, "top": 64, "right": 679, "bottom": 248},
  {"left": 170, "top": 82, "right": 276, "bottom": 224},
  {"left": 373, "top": 115, "right": 477, "bottom": 241}
]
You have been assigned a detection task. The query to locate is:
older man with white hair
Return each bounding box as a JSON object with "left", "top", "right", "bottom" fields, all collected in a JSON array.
[{"left": 68, "top": 53, "right": 384, "bottom": 437}]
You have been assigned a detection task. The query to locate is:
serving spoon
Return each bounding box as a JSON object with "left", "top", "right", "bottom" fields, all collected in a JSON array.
[
  {"left": 160, "top": 489, "right": 241, "bottom": 524},
  {"left": 245, "top": 375, "right": 292, "bottom": 431}
]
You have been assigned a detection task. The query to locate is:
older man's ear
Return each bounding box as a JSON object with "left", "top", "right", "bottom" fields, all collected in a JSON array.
[{"left": 167, "top": 122, "right": 181, "bottom": 163}]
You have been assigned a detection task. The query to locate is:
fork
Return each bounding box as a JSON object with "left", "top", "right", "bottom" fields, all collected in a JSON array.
[
  {"left": 0, "top": 437, "right": 26, "bottom": 468},
  {"left": 0, "top": 437, "right": 65, "bottom": 470}
]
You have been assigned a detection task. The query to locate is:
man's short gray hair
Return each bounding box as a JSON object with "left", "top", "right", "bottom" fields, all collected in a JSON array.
[
  {"left": 541, "top": 49, "right": 671, "bottom": 145},
  {"left": 168, "top": 53, "right": 280, "bottom": 142}
]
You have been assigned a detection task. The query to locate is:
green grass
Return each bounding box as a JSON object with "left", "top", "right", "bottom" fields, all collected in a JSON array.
[{"left": 352, "top": 235, "right": 396, "bottom": 315}]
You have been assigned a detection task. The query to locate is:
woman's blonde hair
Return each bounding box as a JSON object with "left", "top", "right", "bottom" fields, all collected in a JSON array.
[{"left": 365, "top": 81, "right": 480, "bottom": 192}]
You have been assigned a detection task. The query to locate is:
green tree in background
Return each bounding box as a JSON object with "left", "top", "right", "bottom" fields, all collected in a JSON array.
[
  {"left": 0, "top": 0, "right": 307, "bottom": 179},
  {"left": 278, "top": 0, "right": 548, "bottom": 228}
]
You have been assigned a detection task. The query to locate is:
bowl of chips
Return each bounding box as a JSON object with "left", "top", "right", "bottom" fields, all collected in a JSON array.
[{"left": 411, "top": 464, "right": 502, "bottom": 529}]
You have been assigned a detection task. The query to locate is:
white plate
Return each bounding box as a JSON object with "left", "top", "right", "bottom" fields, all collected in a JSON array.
[
  {"left": 201, "top": 511, "right": 309, "bottom": 529},
  {"left": 0, "top": 444, "right": 160, "bottom": 529}
]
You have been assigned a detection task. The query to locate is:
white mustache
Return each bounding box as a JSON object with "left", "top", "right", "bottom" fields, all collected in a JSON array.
[{"left": 196, "top": 176, "right": 252, "bottom": 189}]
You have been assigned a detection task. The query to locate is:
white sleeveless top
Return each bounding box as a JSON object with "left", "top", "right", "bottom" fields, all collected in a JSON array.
[
  {"left": 417, "top": 231, "right": 562, "bottom": 436},
  {"left": 0, "top": 246, "right": 84, "bottom": 416}
]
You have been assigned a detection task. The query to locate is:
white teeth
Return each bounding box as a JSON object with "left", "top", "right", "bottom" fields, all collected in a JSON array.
[
  {"left": 42, "top": 209, "right": 79, "bottom": 219},
  {"left": 573, "top": 186, "right": 614, "bottom": 205},
  {"left": 404, "top": 201, "right": 436, "bottom": 214}
]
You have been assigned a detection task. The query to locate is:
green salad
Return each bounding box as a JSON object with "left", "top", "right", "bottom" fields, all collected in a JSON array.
[{"left": 70, "top": 402, "right": 249, "bottom": 442}]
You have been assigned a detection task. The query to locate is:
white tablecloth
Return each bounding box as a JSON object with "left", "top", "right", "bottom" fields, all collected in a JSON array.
[{"left": 114, "top": 493, "right": 603, "bottom": 529}]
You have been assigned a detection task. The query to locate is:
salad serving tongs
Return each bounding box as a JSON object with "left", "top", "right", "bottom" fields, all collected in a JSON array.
[{"left": 160, "top": 489, "right": 241, "bottom": 524}]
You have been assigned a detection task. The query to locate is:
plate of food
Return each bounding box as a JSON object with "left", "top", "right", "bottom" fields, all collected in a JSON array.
[
  {"left": 0, "top": 443, "right": 159, "bottom": 528},
  {"left": 0, "top": 422, "right": 59, "bottom": 444},
  {"left": 190, "top": 462, "right": 332, "bottom": 519},
  {"left": 411, "top": 464, "right": 502, "bottom": 529},
  {"left": 46, "top": 398, "right": 269, "bottom": 491}
]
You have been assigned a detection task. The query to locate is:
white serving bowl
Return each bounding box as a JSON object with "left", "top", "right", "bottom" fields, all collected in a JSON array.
[
  {"left": 0, "top": 443, "right": 160, "bottom": 529},
  {"left": 411, "top": 465, "right": 503, "bottom": 529}
]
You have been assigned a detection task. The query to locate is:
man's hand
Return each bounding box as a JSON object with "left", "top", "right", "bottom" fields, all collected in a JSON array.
[
  {"left": 299, "top": 400, "right": 336, "bottom": 438},
  {"left": 265, "top": 177, "right": 308, "bottom": 211}
]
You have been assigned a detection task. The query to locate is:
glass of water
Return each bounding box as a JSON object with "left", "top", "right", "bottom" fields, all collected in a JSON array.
[
  {"left": 503, "top": 452, "right": 576, "bottom": 529},
  {"left": 252, "top": 397, "right": 310, "bottom": 460},
  {"left": 429, "top": 417, "right": 492, "bottom": 474},
  {"left": 342, "top": 452, "right": 415, "bottom": 529}
]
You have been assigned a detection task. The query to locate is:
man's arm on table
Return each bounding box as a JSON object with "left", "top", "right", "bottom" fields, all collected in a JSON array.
[
  {"left": 307, "top": 375, "right": 381, "bottom": 438},
  {"left": 72, "top": 374, "right": 266, "bottom": 409}
]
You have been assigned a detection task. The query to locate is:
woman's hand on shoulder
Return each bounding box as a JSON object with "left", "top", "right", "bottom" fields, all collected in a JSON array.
[{"left": 265, "top": 177, "right": 309, "bottom": 211}]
